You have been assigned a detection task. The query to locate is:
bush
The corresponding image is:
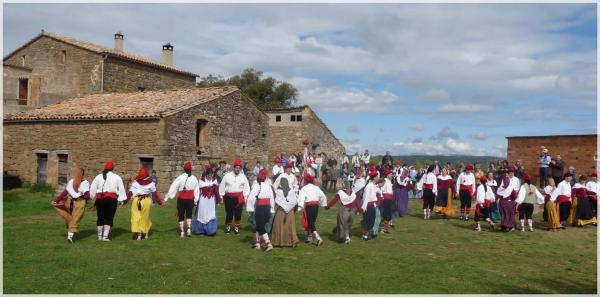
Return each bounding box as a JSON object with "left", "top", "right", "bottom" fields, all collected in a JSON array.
[{"left": 27, "top": 182, "right": 55, "bottom": 193}]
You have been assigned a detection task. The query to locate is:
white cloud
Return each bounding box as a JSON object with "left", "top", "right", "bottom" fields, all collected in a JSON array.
[
  {"left": 472, "top": 132, "right": 488, "bottom": 140},
  {"left": 508, "top": 75, "right": 559, "bottom": 89},
  {"left": 438, "top": 104, "right": 495, "bottom": 113},
  {"left": 409, "top": 123, "right": 424, "bottom": 131},
  {"left": 422, "top": 89, "right": 449, "bottom": 101}
]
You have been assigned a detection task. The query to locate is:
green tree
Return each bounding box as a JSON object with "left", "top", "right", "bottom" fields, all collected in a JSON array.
[{"left": 197, "top": 68, "right": 298, "bottom": 108}]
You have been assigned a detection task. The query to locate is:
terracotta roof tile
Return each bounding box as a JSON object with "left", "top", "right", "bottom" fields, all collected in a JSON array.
[{"left": 4, "top": 86, "right": 238, "bottom": 122}]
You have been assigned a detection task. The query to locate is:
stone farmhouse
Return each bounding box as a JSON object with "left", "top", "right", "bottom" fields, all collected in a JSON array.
[
  {"left": 3, "top": 30, "right": 197, "bottom": 115},
  {"left": 3, "top": 87, "right": 269, "bottom": 193},
  {"left": 264, "top": 105, "right": 346, "bottom": 162}
]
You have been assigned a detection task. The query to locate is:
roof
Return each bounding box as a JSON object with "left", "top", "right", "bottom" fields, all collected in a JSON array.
[
  {"left": 4, "top": 86, "right": 238, "bottom": 122},
  {"left": 3, "top": 63, "right": 33, "bottom": 71},
  {"left": 262, "top": 105, "right": 308, "bottom": 113},
  {"left": 506, "top": 134, "right": 597, "bottom": 139},
  {"left": 3, "top": 30, "right": 198, "bottom": 77}
]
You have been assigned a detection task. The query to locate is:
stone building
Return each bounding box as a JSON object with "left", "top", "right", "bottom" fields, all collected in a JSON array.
[
  {"left": 264, "top": 105, "right": 346, "bottom": 163},
  {"left": 506, "top": 134, "right": 598, "bottom": 186},
  {"left": 3, "top": 30, "right": 197, "bottom": 115},
  {"left": 3, "top": 86, "right": 269, "bottom": 193}
]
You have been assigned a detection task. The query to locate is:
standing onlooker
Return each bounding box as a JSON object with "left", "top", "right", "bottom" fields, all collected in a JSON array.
[
  {"left": 342, "top": 154, "right": 349, "bottom": 168},
  {"left": 361, "top": 149, "right": 371, "bottom": 167},
  {"left": 351, "top": 152, "right": 360, "bottom": 173},
  {"left": 382, "top": 151, "right": 393, "bottom": 166},
  {"left": 315, "top": 153, "right": 323, "bottom": 179},
  {"left": 329, "top": 162, "right": 339, "bottom": 192},
  {"left": 550, "top": 154, "right": 565, "bottom": 185},
  {"left": 568, "top": 166, "right": 578, "bottom": 187},
  {"left": 340, "top": 163, "right": 350, "bottom": 182},
  {"left": 253, "top": 161, "right": 263, "bottom": 177},
  {"left": 538, "top": 146, "right": 551, "bottom": 187},
  {"left": 150, "top": 170, "right": 158, "bottom": 204},
  {"left": 515, "top": 160, "right": 525, "bottom": 180}
]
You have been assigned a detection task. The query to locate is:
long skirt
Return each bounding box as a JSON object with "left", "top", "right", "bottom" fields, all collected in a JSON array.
[
  {"left": 372, "top": 207, "right": 382, "bottom": 235},
  {"left": 546, "top": 201, "right": 561, "bottom": 229},
  {"left": 499, "top": 199, "right": 516, "bottom": 229},
  {"left": 393, "top": 187, "right": 409, "bottom": 217},
  {"left": 53, "top": 197, "right": 86, "bottom": 233},
  {"left": 332, "top": 205, "right": 356, "bottom": 242},
  {"left": 131, "top": 195, "right": 153, "bottom": 233},
  {"left": 192, "top": 203, "right": 218, "bottom": 236},
  {"left": 571, "top": 197, "right": 597, "bottom": 226},
  {"left": 490, "top": 201, "right": 501, "bottom": 221},
  {"left": 435, "top": 188, "right": 455, "bottom": 217},
  {"left": 271, "top": 207, "right": 299, "bottom": 247}
]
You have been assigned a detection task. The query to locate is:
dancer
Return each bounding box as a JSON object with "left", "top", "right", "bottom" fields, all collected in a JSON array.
[
  {"left": 192, "top": 166, "right": 221, "bottom": 236},
  {"left": 515, "top": 174, "right": 544, "bottom": 232},
  {"left": 89, "top": 161, "right": 127, "bottom": 241},
  {"left": 298, "top": 172, "right": 328, "bottom": 246},
  {"left": 544, "top": 177, "right": 561, "bottom": 230},
  {"left": 246, "top": 168, "right": 276, "bottom": 252},
  {"left": 51, "top": 168, "right": 90, "bottom": 243},
  {"left": 271, "top": 167, "right": 300, "bottom": 247},
  {"left": 435, "top": 168, "right": 455, "bottom": 219},
  {"left": 125, "top": 167, "right": 163, "bottom": 240},
  {"left": 570, "top": 175, "right": 597, "bottom": 227},
  {"left": 326, "top": 181, "right": 360, "bottom": 244},
  {"left": 486, "top": 172, "right": 501, "bottom": 222},
  {"left": 496, "top": 168, "right": 520, "bottom": 232},
  {"left": 393, "top": 167, "right": 410, "bottom": 217},
  {"left": 360, "top": 167, "right": 380, "bottom": 240},
  {"left": 380, "top": 169, "right": 394, "bottom": 233},
  {"left": 219, "top": 157, "right": 251, "bottom": 234},
  {"left": 455, "top": 164, "right": 476, "bottom": 221},
  {"left": 586, "top": 170, "right": 598, "bottom": 218},
  {"left": 166, "top": 161, "right": 200, "bottom": 237},
  {"left": 421, "top": 165, "right": 438, "bottom": 220},
  {"left": 551, "top": 173, "right": 573, "bottom": 229},
  {"left": 474, "top": 175, "right": 496, "bottom": 231}
]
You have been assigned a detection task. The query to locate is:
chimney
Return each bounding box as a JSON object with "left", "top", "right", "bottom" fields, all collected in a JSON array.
[
  {"left": 162, "top": 42, "right": 173, "bottom": 66},
  {"left": 114, "top": 31, "right": 124, "bottom": 52}
]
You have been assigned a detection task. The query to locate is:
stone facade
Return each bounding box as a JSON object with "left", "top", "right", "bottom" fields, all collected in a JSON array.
[
  {"left": 3, "top": 88, "right": 268, "bottom": 194},
  {"left": 265, "top": 106, "right": 346, "bottom": 165},
  {"left": 3, "top": 31, "right": 196, "bottom": 115},
  {"left": 3, "top": 64, "right": 35, "bottom": 115},
  {"left": 507, "top": 134, "right": 598, "bottom": 186}
]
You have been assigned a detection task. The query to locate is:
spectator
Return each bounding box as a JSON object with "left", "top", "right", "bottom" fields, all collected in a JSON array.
[
  {"left": 351, "top": 152, "right": 360, "bottom": 173},
  {"left": 538, "top": 146, "right": 551, "bottom": 187},
  {"left": 150, "top": 170, "right": 158, "bottom": 204},
  {"left": 329, "top": 162, "right": 339, "bottom": 192},
  {"left": 216, "top": 161, "right": 227, "bottom": 184},
  {"left": 289, "top": 154, "right": 297, "bottom": 166},
  {"left": 488, "top": 162, "right": 497, "bottom": 178},
  {"left": 340, "top": 163, "right": 350, "bottom": 182},
  {"left": 316, "top": 153, "right": 323, "bottom": 178},
  {"left": 361, "top": 149, "right": 371, "bottom": 166},
  {"left": 382, "top": 151, "right": 393, "bottom": 165},
  {"left": 569, "top": 165, "right": 578, "bottom": 186},
  {"left": 550, "top": 154, "right": 565, "bottom": 184},
  {"left": 515, "top": 160, "right": 525, "bottom": 180},
  {"left": 342, "top": 154, "right": 349, "bottom": 167},
  {"left": 253, "top": 161, "right": 263, "bottom": 176}
]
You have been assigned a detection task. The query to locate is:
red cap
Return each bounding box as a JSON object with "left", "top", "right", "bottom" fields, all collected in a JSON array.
[
  {"left": 479, "top": 175, "right": 487, "bottom": 183},
  {"left": 104, "top": 161, "right": 114, "bottom": 170},
  {"left": 257, "top": 168, "right": 268, "bottom": 180},
  {"left": 304, "top": 173, "right": 315, "bottom": 183},
  {"left": 285, "top": 162, "right": 294, "bottom": 169},
  {"left": 369, "top": 165, "right": 378, "bottom": 177},
  {"left": 234, "top": 157, "right": 242, "bottom": 167},
  {"left": 523, "top": 173, "right": 531, "bottom": 182},
  {"left": 508, "top": 167, "right": 515, "bottom": 173},
  {"left": 465, "top": 164, "right": 474, "bottom": 171},
  {"left": 383, "top": 169, "right": 393, "bottom": 176},
  {"left": 134, "top": 167, "right": 148, "bottom": 181},
  {"left": 274, "top": 157, "right": 281, "bottom": 164},
  {"left": 183, "top": 161, "right": 192, "bottom": 171},
  {"left": 592, "top": 170, "right": 597, "bottom": 177},
  {"left": 204, "top": 163, "right": 212, "bottom": 172},
  {"left": 396, "top": 160, "right": 401, "bottom": 165}
]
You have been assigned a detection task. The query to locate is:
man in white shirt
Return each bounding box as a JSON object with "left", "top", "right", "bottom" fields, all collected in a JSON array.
[{"left": 219, "top": 157, "right": 251, "bottom": 234}]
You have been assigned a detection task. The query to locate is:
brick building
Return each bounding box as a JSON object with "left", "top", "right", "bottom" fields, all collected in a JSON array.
[
  {"left": 3, "top": 30, "right": 197, "bottom": 115},
  {"left": 506, "top": 134, "right": 598, "bottom": 186},
  {"left": 3, "top": 86, "right": 269, "bottom": 193},
  {"left": 264, "top": 105, "right": 346, "bottom": 163}
]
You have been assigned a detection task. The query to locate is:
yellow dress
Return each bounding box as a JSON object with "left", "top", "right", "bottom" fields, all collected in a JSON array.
[
  {"left": 131, "top": 195, "right": 153, "bottom": 233},
  {"left": 546, "top": 201, "right": 561, "bottom": 229}
]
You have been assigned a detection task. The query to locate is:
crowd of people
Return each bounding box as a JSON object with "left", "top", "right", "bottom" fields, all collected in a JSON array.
[{"left": 51, "top": 147, "right": 597, "bottom": 252}]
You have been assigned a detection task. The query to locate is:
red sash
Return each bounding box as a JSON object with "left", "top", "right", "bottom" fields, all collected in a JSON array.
[
  {"left": 178, "top": 190, "right": 195, "bottom": 200},
  {"left": 557, "top": 195, "right": 571, "bottom": 203},
  {"left": 383, "top": 193, "right": 393, "bottom": 200},
  {"left": 257, "top": 198, "right": 271, "bottom": 206},
  {"left": 226, "top": 192, "right": 245, "bottom": 208},
  {"left": 424, "top": 183, "right": 433, "bottom": 190},
  {"left": 96, "top": 192, "right": 118, "bottom": 199}
]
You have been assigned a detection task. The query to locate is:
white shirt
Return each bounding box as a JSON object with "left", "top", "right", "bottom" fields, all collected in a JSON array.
[
  {"left": 351, "top": 155, "right": 360, "bottom": 167},
  {"left": 272, "top": 165, "right": 283, "bottom": 177},
  {"left": 424, "top": 172, "right": 438, "bottom": 195},
  {"left": 456, "top": 172, "right": 476, "bottom": 194},
  {"left": 516, "top": 184, "right": 544, "bottom": 205},
  {"left": 550, "top": 180, "right": 571, "bottom": 202},
  {"left": 273, "top": 173, "right": 298, "bottom": 190},
  {"left": 382, "top": 178, "right": 393, "bottom": 195},
  {"left": 352, "top": 177, "right": 367, "bottom": 193},
  {"left": 361, "top": 153, "right": 371, "bottom": 164},
  {"left": 486, "top": 180, "right": 498, "bottom": 188},
  {"left": 297, "top": 183, "right": 327, "bottom": 209},
  {"left": 396, "top": 175, "right": 409, "bottom": 187},
  {"left": 342, "top": 155, "right": 349, "bottom": 165},
  {"left": 218, "top": 171, "right": 250, "bottom": 198},
  {"left": 361, "top": 182, "right": 379, "bottom": 211},
  {"left": 129, "top": 179, "right": 157, "bottom": 197},
  {"left": 90, "top": 171, "right": 127, "bottom": 202},
  {"left": 166, "top": 173, "right": 200, "bottom": 201},
  {"left": 544, "top": 185, "right": 554, "bottom": 196},
  {"left": 497, "top": 176, "right": 520, "bottom": 199},
  {"left": 246, "top": 180, "right": 275, "bottom": 213},
  {"left": 337, "top": 190, "right": 357, "bottom": 206},
  {"left": 275, "top": 185, "right": 299, "bottom": 213},
  {"left": 476, "top": 184, "right": 495, "bottom": 205},
  {"left": 66, "top": 179, "right": 90, "bottom": 199},
  {"left": 586, "top": 181, "right": 599, "bottom": 194}
]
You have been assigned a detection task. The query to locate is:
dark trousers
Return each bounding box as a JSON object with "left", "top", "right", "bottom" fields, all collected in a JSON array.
[
  {"left": 460, "top": 190, "right": 472, "bottom": 210},
  {"left": 363, "top": 205, "right": 376, "bottom": 230},
  {"left": 423, "top": 189, "right": 435, "bottom": 210},
  {"left": 224, "top": 196, "right": 243, "bottom": 224},
  {"left": 539, "top": 167, "right": 549, "bottom": 187},
  {"left": 559, "top": 202, "right": 572, "bottom": 221},
  {"left": 328, "top": 179, "right": 338, "bottom": 192},
  {"left": 177, "top": 199, "right": 194, "bottom": 221},
  {"left": 382, "top": 199, "right": 393, "bottom": 221},
  {"left": 96, "top": 198, "right": 118, "bottom": 226},
  {"left": 255, "top": 205, "right": 271, "bottom": 235},
  {"left": 475, "top": 206, "right": 490, "bottom": 222},
  {"left": 306, "top": 204, "right": 319, "bottom": 232},
  {"left": 519, "top": 203, "right": 534, "bottom": 220}
]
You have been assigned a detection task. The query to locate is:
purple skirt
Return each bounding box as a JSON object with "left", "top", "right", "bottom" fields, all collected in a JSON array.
[
  {"left": 499, "top": 198, "right": 516, "bottom": 229},
  {"left": 393, "top": 187, "right": 409, "bottom": 217}
]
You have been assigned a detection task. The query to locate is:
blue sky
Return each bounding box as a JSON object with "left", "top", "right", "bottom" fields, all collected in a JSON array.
[{"left": 4, "top": 4, "right": 597, "bottom": 157}]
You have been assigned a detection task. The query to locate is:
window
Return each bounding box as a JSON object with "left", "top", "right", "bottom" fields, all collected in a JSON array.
[
  {"left": 61, "top": 50, "right": 67, "bottom": 63},
  {"left": 296, "top": 115, "right": 302, "bottom": 122},
  {"left": 196, "top": 119, "right": 208, "bottom": 149},
  {"left": 18, "top": 79, "right": 28, "bottom": 105},
  {"left": 37, "top": 153, "right": 48, "bottom": 183},
  {"left": 291, "top": 115, "right": 296, "bottom": 122},
  {"left": 57, "top": 154, "right": 69, "bottom": 186},
  {"left": 21, "top": 55, "right": 26, "bottom": 66},
  {"left": 139, "top": 157, "right": 154, "bottom": 173},
  {"left": 275, "top": 115, "right": 281, "bottom": 122}
]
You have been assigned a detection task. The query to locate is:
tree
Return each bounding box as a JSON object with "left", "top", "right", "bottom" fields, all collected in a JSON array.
[{"left": 197, "top": 68, "right": 298, "bottom": 108}]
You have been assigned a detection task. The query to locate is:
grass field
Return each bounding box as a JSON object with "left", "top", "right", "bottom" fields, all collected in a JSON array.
[{"left": 3, "top": 185, "right": 597, "bottom": 294}]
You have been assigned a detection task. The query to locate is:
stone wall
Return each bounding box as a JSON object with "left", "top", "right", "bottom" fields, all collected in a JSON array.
[
  {"left": 103, "top": 58, "right": 195, "bottom": 92},
  {"left": 3, "top": 65, "right": 34, "bottom": 115},
  {"left": 507, "top": 135, "right": 598, "bottom": 186},
  {"left": 3, "top": 119, "right": 162, "bottom": 190},
  {"left": 4, "top": 36, "right": 103, "bottom": 107},
  {"left": 303, "top": 108, "right": 346, "bottom": 162},
  {"left": 160, "top": 90, "right": 269, "bottom": 183}
]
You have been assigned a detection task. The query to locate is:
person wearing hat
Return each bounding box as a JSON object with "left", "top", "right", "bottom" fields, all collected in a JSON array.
[
  {"left": 326, "top": 181, "right": 359, "bottom": 244},
  {"left": 435, "top": 167, "right": 455, "bottom": 219},
  {"left": 455, "top": 164, "right": 476, "bottom": 221},
  {"left": 191, "top": 166, "right": 221, "bottom": 236},
  {"left": 515, "top": 173, "right": 544, "bottom": 232},
  {"left": 89, "top": 161, "right": 127, "bottom": 241},
  {"left": 474, "top": 175, "right": 496, "bottom": 231},
  {"left": 393, "top": 165, "right": 411, "bottom": 218},
  {"left": 246, "top": 168, "right": 276, "bottom": 252},
  {"left": 51, "top": 167, "right": 90, "bottom": 243},
  {"left": 379, "top": 169, "right": 395, "bottom": 233},
  {"left": 125, "top": 167, "right": 164, "bottom": 240},
  {"left": 586, "top": 170, "right": 598, "bottom": 218},
  {"left": 538, "top": 146, "right": 552, "bottom": 187},
  {"left": 272, "top": 157, "right": 284, "bottom": 182},
  {"left": 570, "top": 175, "right": 597, "bottom": 227},
  {"left": 166, "top": 161, "right": 200, "bottom": 238},
  {"left": 271, "top": 165, "right": 300, "bottom": 248},
  {"left": 551, "top": 173, "right": 573, "bottom": 229},
  {"left": 219, "top": 157, "right": 251, "bottom": 235},
  {"left": 297, "top": 172, "right": 328, "bottom": 246},
  {"left": 420, "top": 165, "right": 438, "bottom": 220},
  {"left": 496, "top": 167, "right": 521, "bottom": 232},
  {"left": 360, "top": 166, "right": 380, "bottom": 240}
]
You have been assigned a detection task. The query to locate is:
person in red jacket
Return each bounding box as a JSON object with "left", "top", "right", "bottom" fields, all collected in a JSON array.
[{"left": 51, "top": 168, "right": 90, "bottom": 243}]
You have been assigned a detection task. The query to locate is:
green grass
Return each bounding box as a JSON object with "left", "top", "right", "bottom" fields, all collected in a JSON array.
[{"left": 4, "top": 186, "right": 597, "bottom": 294}]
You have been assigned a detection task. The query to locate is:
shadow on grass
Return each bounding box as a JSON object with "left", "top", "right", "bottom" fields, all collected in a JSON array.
[{"left": 491, "top": 276, "right": 597, "bottom": 294}]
